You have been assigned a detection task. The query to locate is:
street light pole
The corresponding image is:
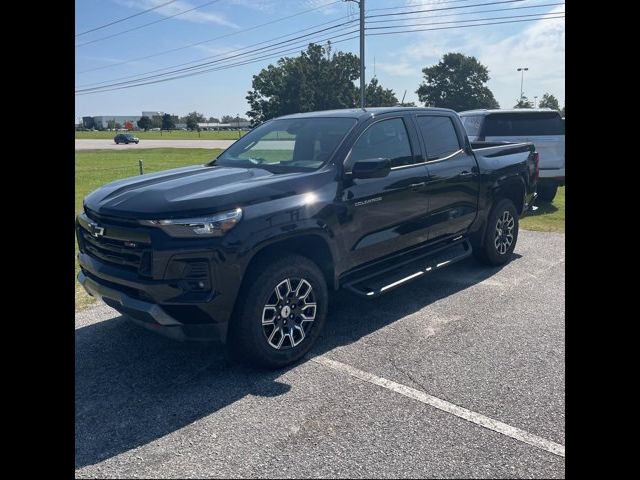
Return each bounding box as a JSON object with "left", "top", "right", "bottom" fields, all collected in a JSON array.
[
  {"left": 517, "top": 67, "right": 528, "bottom": 100},
  {"left": 534, "top": 96, "right": 538, "bottom": 108}
]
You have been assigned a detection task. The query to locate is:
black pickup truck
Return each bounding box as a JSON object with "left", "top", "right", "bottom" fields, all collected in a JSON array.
[{"left": 77, "top": 107, "right": 538, "bottom": 368}]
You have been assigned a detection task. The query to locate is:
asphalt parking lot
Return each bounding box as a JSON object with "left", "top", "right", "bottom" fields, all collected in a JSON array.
[{"left": 75, "top": 230, "right": 565, "bottom": 478}]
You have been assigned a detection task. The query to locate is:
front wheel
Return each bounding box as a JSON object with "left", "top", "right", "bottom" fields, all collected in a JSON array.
[
  {"left": 228, "top": 254, "right": 328, "bottom": 369},
  {"left": 473, "top": 198, "right": 519, "bottom": 266}
]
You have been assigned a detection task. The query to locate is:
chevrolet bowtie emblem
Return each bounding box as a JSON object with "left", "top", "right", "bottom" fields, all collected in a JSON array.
[{"left": 88, "top": 222, "right": 105, "bottom": 237}]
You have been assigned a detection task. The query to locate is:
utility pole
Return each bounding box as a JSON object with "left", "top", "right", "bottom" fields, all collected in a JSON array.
[
  {"left": 517, "top": 67, "right": 528, "bottom": 100},
  {"left": 345, "top": 0, "right": 365, "bottom": 108},
  {"left": 359, "top": 0, "right": 365, "bottom": 108},
  {"left": 534, "top": 96, "right": 538, "bottom": 108}
]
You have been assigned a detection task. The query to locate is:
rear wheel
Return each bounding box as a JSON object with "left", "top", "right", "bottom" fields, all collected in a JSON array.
[
  {"left": 473, "top": 198, "right": 519, "bottom": 266},
  {"left": 537, "top": 183, "right": 558, "bottom": 202},
  {"left": 228, "top": 254, "right": 328, "bottom": 369}
]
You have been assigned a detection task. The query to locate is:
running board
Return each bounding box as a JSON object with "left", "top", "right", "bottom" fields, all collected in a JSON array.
[{"left": 344, "top": 240, "right": 472, "bottom": 298}]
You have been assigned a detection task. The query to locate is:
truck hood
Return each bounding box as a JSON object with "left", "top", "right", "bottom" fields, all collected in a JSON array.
[{"left": 83, "top": 164, "right": 326, "bottom": 219}]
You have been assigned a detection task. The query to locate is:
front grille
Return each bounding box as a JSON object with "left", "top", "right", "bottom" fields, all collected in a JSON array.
[
  {"left": 79, "top": 228, "right": 151, "bottom": 274},
  {"left": 85, "top": 208, "right": 140, "bottom": 227}
]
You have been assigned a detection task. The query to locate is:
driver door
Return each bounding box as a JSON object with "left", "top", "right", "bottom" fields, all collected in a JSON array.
[{"left": 340, "top": 116, "right": 430, "bottom": 270}]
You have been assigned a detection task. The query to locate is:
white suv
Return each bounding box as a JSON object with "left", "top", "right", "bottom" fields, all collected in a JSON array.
[{"left": 459, "top": 108, "right": 564, "bottom": 202}]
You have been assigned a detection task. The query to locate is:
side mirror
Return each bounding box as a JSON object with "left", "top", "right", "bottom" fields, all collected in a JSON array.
[{"left": 351, "top": 158, "right": 391, "bottom": 179}]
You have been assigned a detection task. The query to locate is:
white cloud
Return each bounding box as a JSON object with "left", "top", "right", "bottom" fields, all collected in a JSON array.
[{"left": 114, "top": 0, "right": 239, "bottom": 29}]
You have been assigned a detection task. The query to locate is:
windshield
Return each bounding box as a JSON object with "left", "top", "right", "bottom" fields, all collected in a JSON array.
[{"left": 213, "top": 117, "right": 357, "bottom": 172}]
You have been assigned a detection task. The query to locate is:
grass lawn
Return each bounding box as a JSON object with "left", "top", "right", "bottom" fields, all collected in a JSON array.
[
  {"left": 76, "top": 130, "right": 246, "bottom": 140},
  {"left": 75, "top": 148, "right": 223, "bottom": 311},
  {"left": 520, "top": 186, "right": 565, "bottom": 233}
]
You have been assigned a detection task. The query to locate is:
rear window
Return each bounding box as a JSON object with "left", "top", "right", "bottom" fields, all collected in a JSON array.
[
  {"left": 483, "top": 112, "right": 564, "bottom": 136},
  {"left": 460, "top": 115, "right": 483, "bottom": 137},
  {"left": 416, "top": 116, "right": 461, "bottom": 160}
]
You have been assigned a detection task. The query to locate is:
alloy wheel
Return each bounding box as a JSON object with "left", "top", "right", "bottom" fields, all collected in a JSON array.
[
  {"left": 261, "top": 278, "right": 317, "bottom": 350},
  {"left": 494, "top": 210, "right": 515, "bottom": 255}
]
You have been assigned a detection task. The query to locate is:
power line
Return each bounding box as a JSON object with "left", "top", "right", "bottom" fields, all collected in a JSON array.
[
  {"left": 76, "top": 28, "right": 359, "bottom": 93},
  {"left": 366, "top": 0, "right": 525, "bottom": 18},
  {"left": 365, "top": 13, "right": 564, "bottom": 35},
  {"left": 75, "top": 0, "right": 223, "bottom": 48},
  {"left": 77, "top": 11, "right": 565, "bottom": 94},
  {"left": 76, "top": 18, "right": 357, "bottom": 89},
  {"left": 365, "top": 2, "right": 564, "bottom": 24},
  {"left": 76, "top": 0, "right": 343, "bottom": 74},
  {"left": 76, "top": 0, "right": 179, "bottom": 37},
  {"left": 76, "top": 34, "right": 360, "bottom": 95},
  {"left": 366, "top": 11, "right": 564, "bottom": 30},
  {"left": 368, "top": 0, "right": 476, "bottom": 12}
]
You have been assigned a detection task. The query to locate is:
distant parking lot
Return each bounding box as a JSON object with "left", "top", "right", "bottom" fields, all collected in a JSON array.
[{"left": 75, "top": 230, "right": 565, "bottom": 478}]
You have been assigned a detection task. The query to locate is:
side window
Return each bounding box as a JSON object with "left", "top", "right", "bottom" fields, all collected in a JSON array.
[
  {"left": 416, "top": 116, "right": 461, "bottom": 161},
  {"left": 349, "top": 118, "right": 414, "bottom": 168},
  {"left": 460, "top": 115, "right": 483, "bottom": 137}
]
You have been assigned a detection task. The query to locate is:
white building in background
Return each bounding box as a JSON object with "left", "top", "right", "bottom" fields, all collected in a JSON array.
[
  {"left": 198, "top": 121, "right": 251, "bottom": 130},
  {"left": 91, "top": 115, "right": 141, "bottom": 129},
  {"left": 142, "top": 111, "right": 164, "bottom": 118}
]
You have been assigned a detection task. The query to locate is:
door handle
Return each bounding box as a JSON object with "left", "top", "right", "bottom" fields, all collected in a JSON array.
[
  {"left": 410, "top": 182, "right": 426, "bottom": 190},
  {"left": 459, "top": 170, "right": 474, "bottom": 176}
]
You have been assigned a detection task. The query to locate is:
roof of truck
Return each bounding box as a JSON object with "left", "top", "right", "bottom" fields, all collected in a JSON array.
[
  {"left": 278, "top": 107, "right": 455, "bottom": 120},
  {"left": 459, "top": 108, "right": 559, "bottom": 116}
]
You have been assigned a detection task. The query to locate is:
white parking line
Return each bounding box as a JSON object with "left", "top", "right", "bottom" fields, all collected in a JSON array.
[{"left": 313, "top": 356, "right": 565, "bottom": 458}]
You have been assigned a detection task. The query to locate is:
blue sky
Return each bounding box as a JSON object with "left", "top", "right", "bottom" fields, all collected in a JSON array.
[{"left": 74, "top": 0, "right": 565, "bottom": 120}]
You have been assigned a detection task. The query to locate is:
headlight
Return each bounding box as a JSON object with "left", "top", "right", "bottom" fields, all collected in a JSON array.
[{"left": 141, "top": 208, "right": 242, "bottom": 238}]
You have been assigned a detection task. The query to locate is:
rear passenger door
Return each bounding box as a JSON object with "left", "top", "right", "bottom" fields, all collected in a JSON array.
[{"left": 415, "top": 114, "right": 480, "bottom": 241}]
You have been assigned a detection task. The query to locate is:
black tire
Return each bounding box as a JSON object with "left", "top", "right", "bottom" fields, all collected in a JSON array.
[
  {"left": 537, "top": 183, "right": 558, "bottom": 202},
  {"left": 228, "top": 253, "right": 328, "bottom": 369},
  {"left": 473, "top": 198, "right": 519, "bottom": 266}
]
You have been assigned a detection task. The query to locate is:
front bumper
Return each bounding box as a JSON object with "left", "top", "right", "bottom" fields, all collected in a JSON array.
[{"left": 78, "top": 270, "right": 228, "bottom": 342}]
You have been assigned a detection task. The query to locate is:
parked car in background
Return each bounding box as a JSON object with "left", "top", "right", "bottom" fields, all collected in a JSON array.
[
  {"left": 459, "top": 108, "right": 564, "bottom": 202},
  {"left": 114, "top": 134, "right": 139, "bottom": 145},
  {"left": 77, "top": 107, "right": 538, "bottom": 368}
]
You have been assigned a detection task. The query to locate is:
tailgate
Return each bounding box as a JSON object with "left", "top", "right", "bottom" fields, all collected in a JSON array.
[{"left": 485, "top": 135, "right": 564, "bottom": 169}]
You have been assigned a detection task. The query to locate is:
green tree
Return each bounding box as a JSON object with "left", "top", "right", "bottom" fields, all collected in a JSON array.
[
  {"left": 538, "top": 93, "right": 560, "bottom": 110},
  {"left": 161, "top": 113, "right": 175, "bottom": 130},
  {"left": 514, "top": 96, "right": 534, "bottom": 108},
  {"left": 183, "top": 111, "right": 206, "bottom": 126},
  {"left": 365, "top": 77, "right": 398, "bottom": 107},
  {"left": 151, "top": 116, "right": 162, "bottom": 129},
  {"left": 247, "top": 42, "right": 374, "bottom": 122},
  {"left": 106, "top": 119, "right": 116, "bottom": 130},
  {"left": 137, "top": 116, "right": 152, "bottom": 131},
  {"left": 186, "top": 118, "right": 198, "bottom": 130},
  {"left": 416, "top": 53, "right": 499, "bottom": 111},
  {"left": 208, "top": 117, "right": 220, "bottom": 123}
]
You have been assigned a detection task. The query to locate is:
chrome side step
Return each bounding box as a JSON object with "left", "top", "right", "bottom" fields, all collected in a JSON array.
[{"left": 344, "top": 240, "right": 472, "bottom": 298}]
